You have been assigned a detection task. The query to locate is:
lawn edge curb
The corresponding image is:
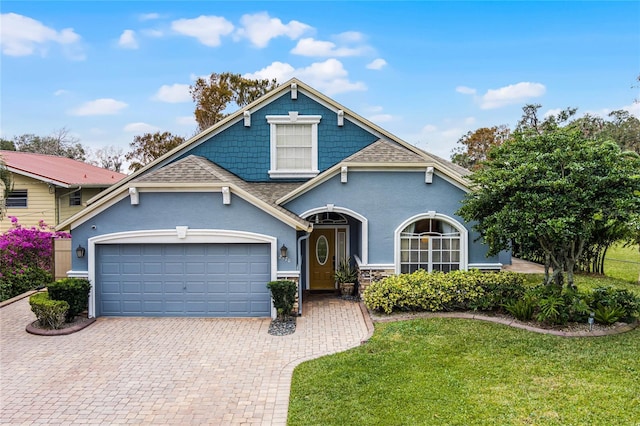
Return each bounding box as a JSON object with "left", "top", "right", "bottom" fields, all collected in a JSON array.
[{"left": 369, "top": 311, "right": 639, "bottom": 337}]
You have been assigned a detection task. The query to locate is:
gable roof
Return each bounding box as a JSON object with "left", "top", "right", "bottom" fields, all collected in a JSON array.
[
  {"left": 0, "top": 150, "right": 126, "bottom": 188},
  {"left": 57, "top": 155, "right": 312, "bottom": 231},
  {"left": 61, "top": 78, "right": 471, "bottom": 230}
]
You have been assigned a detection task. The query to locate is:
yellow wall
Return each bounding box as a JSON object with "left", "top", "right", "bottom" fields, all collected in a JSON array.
[
  {"left": 0, "top": 174, "right": 56, "bottom": 233},
  {"left": 0, "top": 174, "right": 111, "bottom": 233},
  {"left": 56, "top": 187, "right": 103, "bottom": 224}
]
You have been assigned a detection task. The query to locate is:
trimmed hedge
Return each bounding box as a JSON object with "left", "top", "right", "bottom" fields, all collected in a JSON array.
[
  {"left": 29, "top": 292, "right": 69, "bottom": 330},
  {"left": 48, "top": 278, "right": 91, "bottom": 322},
  {"left": 267, "top": 280, "right": 297, "bottom": 318},
  {"left": 363, "top": 270, "right": 525, "bottom": 314}
]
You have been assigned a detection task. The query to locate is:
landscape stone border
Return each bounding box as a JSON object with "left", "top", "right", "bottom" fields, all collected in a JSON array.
[
  {"left": 26, "top": 317, "right": 96, "bottom": 336},
  {"left": 367, "top": 310, "right": 639, "bottom": 338}
]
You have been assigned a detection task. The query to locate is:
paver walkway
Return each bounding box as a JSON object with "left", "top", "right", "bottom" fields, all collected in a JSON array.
[{"left": 0, "top": 294, "right": 370, "bottom": 425}]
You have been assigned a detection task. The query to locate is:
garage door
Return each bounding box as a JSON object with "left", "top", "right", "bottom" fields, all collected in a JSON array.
[{"left": 96, "top": 243, "right": 271, "bottom": 317}]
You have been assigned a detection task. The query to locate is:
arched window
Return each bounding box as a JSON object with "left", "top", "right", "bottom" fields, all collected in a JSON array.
[{"left": 398, "top": 218, "right": 462, "bottom": 273}]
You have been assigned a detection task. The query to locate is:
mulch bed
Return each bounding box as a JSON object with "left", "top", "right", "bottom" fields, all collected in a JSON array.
[{"left": 26, "top": 314, "right": 96, "bottom": 336}]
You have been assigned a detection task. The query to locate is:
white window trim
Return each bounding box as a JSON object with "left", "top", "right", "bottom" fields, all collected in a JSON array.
[
  {"left": 394, "top": 213, "right": 468, "bottom": 274},
  {"left": 267, "top": 113, "right": 321, "bottom": 179}
]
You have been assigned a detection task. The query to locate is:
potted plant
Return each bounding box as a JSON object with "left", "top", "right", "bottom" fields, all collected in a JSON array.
[{"left": 334, "top": 257, "right": 358, "bottom": 296}]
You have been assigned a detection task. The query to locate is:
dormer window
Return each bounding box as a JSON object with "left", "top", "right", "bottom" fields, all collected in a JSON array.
[{"left": 267, "top": 112, "right": 321, "bottom": 179}]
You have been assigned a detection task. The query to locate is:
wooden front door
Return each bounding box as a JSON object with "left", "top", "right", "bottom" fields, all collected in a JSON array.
[{"left": 309, "top": 228, "right": 336, "bottom": 290}]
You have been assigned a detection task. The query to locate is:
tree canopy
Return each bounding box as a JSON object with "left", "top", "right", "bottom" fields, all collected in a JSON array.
[
  {"left": 451, "top": 125, "right": 510, "bottom": 170},
  {"left": 458, "top": 128, "right": 640, "bottom": 288},
  {"left": 11, "top": 128, "right": 86, "bottom": 161},
  {"left": 125, "top": 132, "right": 186, "bottom": 172},
  {"left": 190, "top": 72, "right": 277, "bottom": 132}
]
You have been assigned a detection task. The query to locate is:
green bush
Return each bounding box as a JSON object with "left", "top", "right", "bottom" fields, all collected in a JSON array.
[
  {"left": 593, "top": 305, "right": 626, "bottom": 325},
  {"left": 363, "top": 270, "right": 525, "bottom": 314},
  {"left": 47, "top": 278, "right": 91, "bottom": 322},
  {"left": 503, "top": 296, "right": 536, "bottom": 321},
  {"left": 267, "top": 280, "right": 297, "bottom": 319},
  {"left": 29, "top": 292, "right": 69, "bottom": 329},
  {"left": 587, "top": 286, "right": 639, "bottom": 323},
  {"left": 0, "top": 267, "right": 52, "bottom": 301}
]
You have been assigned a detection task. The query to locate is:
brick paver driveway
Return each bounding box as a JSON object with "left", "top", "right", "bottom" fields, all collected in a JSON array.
[{"left": 1, "top": 294, "right": 371, "bottom": 425}]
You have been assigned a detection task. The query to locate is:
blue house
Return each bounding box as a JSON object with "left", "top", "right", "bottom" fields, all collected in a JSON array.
[{"left": 58, "top": 79, "right": 509, "bottom": 318}]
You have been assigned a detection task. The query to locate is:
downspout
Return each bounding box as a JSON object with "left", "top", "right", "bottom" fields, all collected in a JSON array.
[{"left": 296, "top": 231, "right": 311, "bottom": 315}]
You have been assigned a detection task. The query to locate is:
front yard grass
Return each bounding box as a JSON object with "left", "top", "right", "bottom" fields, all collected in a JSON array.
[
  {"left": 288, "top": 319, "right": 640, "bottom": 426},
  {"left": 605, "top": 243, "right": 640, "bottom": 284},
  {"left": 288, "top": 274, "right": 640, "bottom": 425}
]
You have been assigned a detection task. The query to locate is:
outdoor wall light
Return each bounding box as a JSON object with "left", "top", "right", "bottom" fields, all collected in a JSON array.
[
  {"left": 280, "top": 244, "right": 288, "bottom": 259},
  {"left": 76, "top": 244, "right": 86, "bottom": 259}
]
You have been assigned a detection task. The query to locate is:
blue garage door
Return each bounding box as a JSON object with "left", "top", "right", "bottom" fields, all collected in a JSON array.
[{"left": 96, "top": 243, "right": 271, "bottom": 317}]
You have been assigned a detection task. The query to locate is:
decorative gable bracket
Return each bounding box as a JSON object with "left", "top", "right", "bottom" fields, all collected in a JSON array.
[
  {"left": 291, "top": 83, "right": 298, "bottom": 99},
  {"left": 341, "top": 166, "right": 348, "bottom": 183},
  {"left": 337, "top": 110, "right": 344, "bottom": 126},
  {"left": 222, "top": 186, "right": 231, "bottom": 205},
  {"left": 129, "top": 187, "right": 139, "bottom": 205},
  {"left": 244, "top": 111, "right": 251, "bottom": 127},
  {"left": 425, "top": 166, "right": 434, "bottom": 184}
]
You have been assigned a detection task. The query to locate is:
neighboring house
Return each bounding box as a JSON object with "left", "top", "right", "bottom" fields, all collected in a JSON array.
[
  {"left": 58, "top": 78, "right": 511, "bottom": 319},
  {"left": 0, "top": 151, "right": 126, "bottom": 233}
]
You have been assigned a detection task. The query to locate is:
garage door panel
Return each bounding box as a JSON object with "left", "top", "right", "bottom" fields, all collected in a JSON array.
[{"left": 96, "top": 243, "right": 272, "bottom": 317}]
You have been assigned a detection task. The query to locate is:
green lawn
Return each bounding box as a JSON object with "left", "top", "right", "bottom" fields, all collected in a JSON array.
[
  {"left": 288, "top": 319, "right": 640, "bottom": 426},
  {"left": 288, "top": 274, "right": 640, "bottom": 425},
  {"left": 605, "top": 243, "right": 640, "bottom": 284}
]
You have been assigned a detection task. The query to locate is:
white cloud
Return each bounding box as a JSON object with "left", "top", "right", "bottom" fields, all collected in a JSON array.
[
  {"left": 70, "top": 98, "right": 128, "bottom": 116},
  {"left": 118, "top": 29, "right": 138, "bottom": 49},
  {"left": 368, "top": 114, "right": 393, "bottom": 123},
  {"left": 464, "top": 116, "right": 476, "bottom": 125},
  {"left": 171, "top": 15, "right": 234, "bottom": 47},
  {"left": 123, "top": 122, "right": 160, "bottom": 133},
  {"left": 152, "top": 83, "right": 191, "bottom": 103},
  {"left": 480, "top": 82, "right": 546, "bottom": 109},
  {"left": 622, "top": 103, "right": 640, "bottom": 118},
  {"left": 176, "top": 116, "right": 197, "bottom": 126},
  {"left": 334, "top": 31, "right": 365, "bottom": 43},
  {"left": 141, "top": 29, "right": 163, "bottom": 38},
  {"left": 544, "top": 108, "right": 563, "bottom": 118},
  {"left": 139, "top": 13, "right": 160, "bottom": 21},
  {"left": 291, "top": 37, "right": 369, "bottom": 57},
  {"left": 1, "top": 12, "right": 83, "bottom": 58},
  {"left": 53, "top": 89, "right": 69, "bottom": 96},
  {"left": 235, "top": 12, "right": 312, "bottom": 48},
  {"left": 366, "top": 58, "right": 387, "bottom": 70},
  {"left": 456, "top": 86, "right": 476, "bottom": 95},
  {"left": 244, "top": 59, "right": 366, "bottom": 95},
  {"left": 422, "top": 124, "right": 438, "bottom": 133}
]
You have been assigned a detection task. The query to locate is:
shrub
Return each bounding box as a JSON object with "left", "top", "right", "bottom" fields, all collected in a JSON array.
[
  {"left": 48, "top": 278, "right": 91, "bottom": 322},
  {"left": 503, "top": 296, "right": 536, "bottom": 321},
  {"left": 0, "top": 217, "right": 69, "bottom": 302},
  {"left": 593, "top": 305, "right": 626, "bottom": 325},
  {"left": 587, "top": 286, "right": 639, "bottom": 323},
  {"left": 267, "top": 280, "right": 297, "bottom": 319},
  {"left": 0, "top": 266, "right": 51, "bottom": 301},
  {"left": 363, "top": 270, "right": 525, "bottom": 314},
  {"left": 29, "top": 292, "right": 69, "bottom": 329},
  {"left": 536, "top": 294, "right": 567, "bottom": 324}
]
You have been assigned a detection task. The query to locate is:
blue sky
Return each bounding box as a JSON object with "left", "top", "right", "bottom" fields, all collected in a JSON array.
[{"left": 1, "top": 1, "right": 638, "bottom": 163}]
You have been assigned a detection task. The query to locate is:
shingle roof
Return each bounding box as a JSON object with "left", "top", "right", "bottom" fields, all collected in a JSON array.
[
  {"left": 0, "top": 150, "right": 126, "bottom": 187},
  {"left": 133, "top": 155, "right": 309, "bottom": 226},
  {"left": 343, "top": 139, "right": 426, "bottom": 163}
]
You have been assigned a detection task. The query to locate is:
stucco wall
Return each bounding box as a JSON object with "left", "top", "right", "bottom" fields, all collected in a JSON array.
[
  {"left": 283, "top": 171, "right": 498, "bottom": 265},
  {"left": 71, "top": 191, "right": 297, "bottom": 272}
]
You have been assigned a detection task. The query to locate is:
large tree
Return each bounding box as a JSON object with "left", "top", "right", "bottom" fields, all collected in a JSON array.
[
  {"left": 458, "top": 128, "right": 640, "bottom": 289},
  {"left": 13, "top": 127, "right": 86, "bottom": 160},
  {"left": 190, "top": 72, "right": 277, "bottom": 132},
  {"left": 125, "top": 132, "right": 185, "bottom": 172},
  {"left": 89, "top": 146, "right": 125, "bottom": 173},
  {"left": 451, "top": 125, "right": 510, "bottom": 170}
]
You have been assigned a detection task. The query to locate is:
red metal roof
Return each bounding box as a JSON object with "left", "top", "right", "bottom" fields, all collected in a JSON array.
[{"left": 0, "top": 150, "right": 127, "bottom": 187}]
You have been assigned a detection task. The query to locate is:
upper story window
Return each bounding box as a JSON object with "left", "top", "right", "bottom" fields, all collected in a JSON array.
[
  {"left": 69, "top": 189, "right": 82, "bottom": 206},
  {"left": 266, "top": 112, "right": 321, "bottom": 179},
  {"left": 6, "top": 189, "right": 28, "bottom": 208}
]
